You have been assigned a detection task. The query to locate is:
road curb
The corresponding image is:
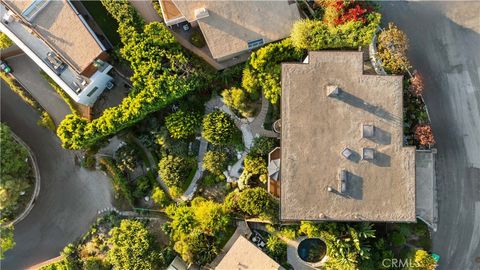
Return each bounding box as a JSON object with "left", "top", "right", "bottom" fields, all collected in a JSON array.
[{"left": 5, "top": 131, "right": 41, "bottom": 226}]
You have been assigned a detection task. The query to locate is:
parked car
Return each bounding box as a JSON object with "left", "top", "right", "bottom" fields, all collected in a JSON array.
[{"left": 0, "top": 60, "right": 12, "bottom": 73}]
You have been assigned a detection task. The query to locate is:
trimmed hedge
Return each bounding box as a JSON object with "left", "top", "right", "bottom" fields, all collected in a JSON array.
[{"left": 57, "top": 0, "right": 207, "bottom": 150}]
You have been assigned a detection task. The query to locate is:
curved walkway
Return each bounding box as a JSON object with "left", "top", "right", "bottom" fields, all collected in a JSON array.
[{"left": 1, "top": 82, "right": 114, "bottom": 270}]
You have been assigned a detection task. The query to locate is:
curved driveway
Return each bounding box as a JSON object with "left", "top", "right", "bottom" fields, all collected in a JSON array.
[
  {"left": 382, "top": 2, "right": 480, "bottom": 269},
  {"left": 1, "top": 82, "right": 114, "bottom": 269}
]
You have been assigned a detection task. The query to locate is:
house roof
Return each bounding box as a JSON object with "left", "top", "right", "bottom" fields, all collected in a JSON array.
[
  {"left": 5, "top": 0, "right": 104, "bottom": 73},
  {"left": 280, "top": 51, "right": 416, "bottom": 222},
  {"left": 171, "top": 0, "right": 300, "bottom": 60},
  {"left": 159, "top": 0, "right": 183, "bottom": 22},
  {"left": 215, "top": 236, "right": 283, "bottom": 270}
]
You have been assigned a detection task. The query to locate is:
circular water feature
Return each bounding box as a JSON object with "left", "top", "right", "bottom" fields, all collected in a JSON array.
[{"left": 297, "top": 238, "right": 327, "bottom": 263}]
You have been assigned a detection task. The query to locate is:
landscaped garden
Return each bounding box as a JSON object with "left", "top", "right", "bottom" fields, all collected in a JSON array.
[
  {"left": 40, "top": 0, "right": 438, "bottom": 268},
  {"left": 0, "top": 123, "right": 37, "bottom": 258},
  {"left": 0, "top": 123, "right": 35, "bottom": 223}
]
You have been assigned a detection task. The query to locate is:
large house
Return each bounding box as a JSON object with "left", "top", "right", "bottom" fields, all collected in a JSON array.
[
  {"left": 0, "top": 0, "right": 113, "bottom": 106},
  {"left": 279, "top": 51, "right": 417, "bottom": 222},
  {"left": 158, "top": 0, "right": 301, "bottom": 62}
]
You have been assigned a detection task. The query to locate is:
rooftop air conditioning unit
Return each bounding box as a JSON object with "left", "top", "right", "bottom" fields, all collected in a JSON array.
[
  {"left": 362, "top": 124, "right": 375, "bottom": 138},
  {"left": 362, "top": 148, "right": 375, "bottom": 160},
  {"left": 194, "top": 8, "right": 209, "bottom": 20}
]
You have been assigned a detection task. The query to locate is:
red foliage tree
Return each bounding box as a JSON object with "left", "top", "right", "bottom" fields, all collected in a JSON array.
[
  {"left": 414, "top": 124, "right": 435, "bottom": 146},
  {"left": 409, "top": 72, "right": 425, "bottom": 96}
]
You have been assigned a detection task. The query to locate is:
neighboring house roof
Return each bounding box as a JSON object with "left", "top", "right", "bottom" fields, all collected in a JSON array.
[
  {"left": 159, "top": 0, "right": 183, "bottom": 22},
  {"left": 215, "top": 236, "right": 283, "bottom": 270},
  {"left": 268, "top": 147, "right": 281, "bottom": 181},
  {"left": 171, "top": 0, "right": 300, "bottom": 60},
  {"left": 4, "top": 0, "right": 104, "bottom": 73},
  {"left": 280, "top": 51, "right": 416, "bottom": 222}
]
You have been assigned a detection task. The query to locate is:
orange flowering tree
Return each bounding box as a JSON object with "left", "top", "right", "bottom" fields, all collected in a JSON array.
[{"left": 414, "top": 124, "right": 435, "bottom": 146}]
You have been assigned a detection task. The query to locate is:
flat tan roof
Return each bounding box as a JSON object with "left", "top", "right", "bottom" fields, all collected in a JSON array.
[
  {"left": 5, "top": 0, "right": 103, "bottom": 73},
  {"left": 215, "top": 236, "right": 283, "bottom": 270},
  {"left": 280, "top": 51, "right": 416, "bottom": 222},
  {"left": 172, "top": 0, "right": 300, "bottom": 60}
]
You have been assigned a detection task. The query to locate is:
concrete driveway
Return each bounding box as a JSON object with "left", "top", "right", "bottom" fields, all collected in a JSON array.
[
  {"left": 5, "top": 54, "right": 71, "bottom": 125},
  {"left": 1, "top": 82, "right": 114, "bottom": 269},
  {"left": 381, "top": 2, "right": 480, "bottom": 269}
]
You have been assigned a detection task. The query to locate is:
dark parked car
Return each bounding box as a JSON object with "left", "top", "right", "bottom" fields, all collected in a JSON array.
[{"left": 0, "top": 60, "right": 12, "bottom": 73}]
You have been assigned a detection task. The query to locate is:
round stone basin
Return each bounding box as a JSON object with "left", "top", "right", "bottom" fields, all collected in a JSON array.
[{"left": 297, "top": 238, "right": 327, "bottom": 263}]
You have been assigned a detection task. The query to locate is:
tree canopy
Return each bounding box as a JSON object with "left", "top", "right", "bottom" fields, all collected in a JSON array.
[
  {"left": 224, "top": 187, "right": 278, "bottom": 221},
  {"left": 165, "top": 110, "right": 200, "bottom": 140},
  {"left": 158, "top": 155, "right": 190, "bottom": 188},
  {"left": 57, "top": 0, "right": 207, "bottom": 150},
  {"left": 201, "top": 111, "right": 239, "bottom": 146},
  {"left": 202, "top": 151, "right": 228, "bottom": 176},
  {"left": 242, "top": 38, "right": 304, "bottom": 104},
  {"left": 107, "top": 219, "right": 161, "bottom": 270},
  {"left": 165, "top": 198, "right": 232, "bottom": 265},
  {"left": 377, "top": 22, "right": 411, "bottom": 74}
]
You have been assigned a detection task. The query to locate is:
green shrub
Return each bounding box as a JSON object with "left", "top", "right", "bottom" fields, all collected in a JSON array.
[
  {"left": 291, "top": 12, "right": 381, "bottom": 50},
  {"left": 390, "top": 231, "right": 406, "bottom": 246},
  {"left": 151, "top": 187, "right": 169, "bottom": 208},
  {"left": 0, "top": 33, "right": 13, "bottom": 48},
  {"left": 202, "top": 151, "right": 228, "bottom": 176},
  {"left": 37, "top": 111, "right": 56, "bottom": 131},
  {"left": 202, "top": 111, "right": 240, "bottom": 146},
  {"left": 249, "top": 137, "right": 277, "bottom": 157},
  {"left": 190, "top": 29, "right": 206, "bottom": 48},
  {"left": 98, "top": 157, "right": 133, "bottom": 205},
  {"left": 242, "top": 39, "right": 304, "bottom": 104},
  {"left": 377, "top": 22, "right": 411, "bottom": 74},
  {"left": 225, "top": 187, "right": 278, "bottom": 221},
  {"left": 158, "top": 155, "right": 190, "bottom": 187},
  {"left": 221, "top": 87, "right": 254, "bottom": 118},
  {"left": 266, "top": 236, "right": 287, "bottom": 264},
  {"left": 165, "top": 110, "right": 201, "bottom": 140}
]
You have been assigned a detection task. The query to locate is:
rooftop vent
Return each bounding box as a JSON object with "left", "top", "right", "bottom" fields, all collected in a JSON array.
[
  {"left": 362, "top": 124, "right": 375, "bottom": 138},
  {"left": 326, "top": 85, "right": 340, "bottom": 97},
  {"left": 342, "top": 148, "right": 353, "bottom": 159},
  {"left": 194, "top": 8, "right": 209, "bottom": 20},
  {"left": 363, "top": 148, "right": 375, "bottom": 160}
]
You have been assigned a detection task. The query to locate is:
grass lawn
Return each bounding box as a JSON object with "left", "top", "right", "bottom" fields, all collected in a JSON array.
[{"left": 81, "top": 1, "right": 121, "bottom": 47}]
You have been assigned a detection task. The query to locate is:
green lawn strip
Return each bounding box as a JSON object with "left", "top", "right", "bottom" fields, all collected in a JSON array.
[{"left": 81, "top": 0, "right": 121, "bottom": 47}]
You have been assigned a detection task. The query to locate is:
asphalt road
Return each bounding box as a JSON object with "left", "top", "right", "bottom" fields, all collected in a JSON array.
[
  {"left": 0, "top": 82, "right": 114, "bottom": 269},
  {"left": 382, "top": 2, "right": 480, "bottom": 269}
]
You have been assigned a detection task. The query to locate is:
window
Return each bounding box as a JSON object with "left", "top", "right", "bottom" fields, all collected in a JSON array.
[
  {"left": 87, "top": 87, "right": 98, "bottom": 97},
  {"left": 248, "top": 38, "right": 264, "bottom": 49}
]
